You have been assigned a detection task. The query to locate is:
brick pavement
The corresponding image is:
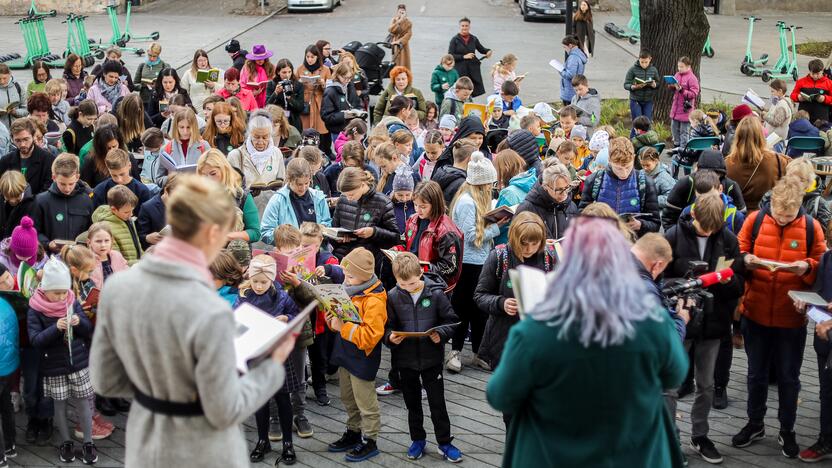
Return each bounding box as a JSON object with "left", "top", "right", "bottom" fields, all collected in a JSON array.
[{"left": 2, "top": 326, "right": 827, "bottom": 467}]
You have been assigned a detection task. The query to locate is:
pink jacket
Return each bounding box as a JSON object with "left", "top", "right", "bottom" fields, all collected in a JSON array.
[
  {"left": 240, "top": 65, "right": 269, "bottom": 109},
  {"left": 333, "top": 131, "right": 350, "bottom": 162},
  {"left": 215, "top": 87, "right": 258, "bottom": 112},
  {"left": 90, "top": 251, "right": 129, "bottom": 290},
  {"left": 86, "top": 81, "right": 130, "bottom": 114},
  {"left": 670, "top": 69, "right": 700, "bottom": 122}
]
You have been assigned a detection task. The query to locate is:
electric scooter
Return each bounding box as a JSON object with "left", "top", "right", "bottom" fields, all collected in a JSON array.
[
  {"left": 702, "top": 35, "right": 715, "bottom": 58},
  {"left": 740, "top": 16, "right": 769, "bottom": 75},
  {"left": 604, "top": 0, "right": 640, "bottom": 44},
  {"left": 762, "top": 24, "right": 801, "bottom": 82},
  {"left": 27, "top": 0, "right": 56, "bottom": 18},
  {"left": 763, "top": 22, "right": 790, "bottom": 76}
]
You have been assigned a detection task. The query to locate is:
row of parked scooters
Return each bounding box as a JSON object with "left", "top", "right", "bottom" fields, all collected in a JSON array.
[{"left": 740, "top": 16, "right": 802, "bottom": 82}]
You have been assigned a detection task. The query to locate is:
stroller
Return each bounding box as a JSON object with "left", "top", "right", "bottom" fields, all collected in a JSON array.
[{"left": 342, "top": 40, "right": 398, "bottom": 98}]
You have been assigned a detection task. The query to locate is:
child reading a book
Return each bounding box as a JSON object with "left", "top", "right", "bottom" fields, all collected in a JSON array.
[
  {"left": 27, "top": 257, "right": 97, "bottom": 464},
  {"left": 137, "top": 173, "right": 177, "bottom": 249},
  {"left": 487, "top": 97, "right": 510, "bottom": 130},
  {"left": 375, "top": 142, "right": 421, "bottom": 197},
  {"left": 325, "top": 247, "right": 387, "bottom": 462},
  {"left": 412, "top": 130, "right": 443, "bottom": 181},
  {"left": 91, "top": 186, "right": 142, "bottom": 265},
  {"left": 689, "top": 109, "right": 720, "bottom": 139},
  {"left": 234, "top": 254, "right": 300, "bottom": 465},
  {"left": 631, "top": 116, "right": 660, "bottom": 155},
  {"left": 791, "top": 59, "right": 832, "bottom": 123},
  {"left": 210, "top": 250, "right": 244, "bottom": 307},
  {"left": 34, "top": 154, "right": 94, "bottom": 254},
  {"left": 430, "top": 54, "right": 459, "bottom": 106},
  {"left": 93, "top": 149, "right": 152, "bottom": 208},
  {"left": 440, "top": 76, "right": 474, "bottom": 123},
  {"left": 422, "top": 102, "right": 439, "bottom": 131},
  {"left": 639, "top": 148, "right": 674, "bottom": 209},
  {"left": 62, "top": 99, "right": 96, "bottom": 157},
  {"left": 138, "top": 128, "right": 164, "bottom": 188},
  {"left": 384, "top": 252, "right": 461, "bottom": 462},
  {"left": 86, "top": 223, "right": 129, "bottom": 290}
]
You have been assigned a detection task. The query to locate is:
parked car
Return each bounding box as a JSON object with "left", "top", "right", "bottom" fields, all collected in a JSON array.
[
  {"left": 517, "top": 0, "right": 576, "bottom": 22},
  {"left": 288, "top": 0, "right": 341, "bottom": 13}
]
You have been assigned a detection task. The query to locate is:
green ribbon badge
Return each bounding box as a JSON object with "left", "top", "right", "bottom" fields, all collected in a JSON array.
[
  {"left": 506, "top": 279, "right": 513, "bottom": 289},
  {"left": 363, "top": 213, "right": 371, "bottom": 221},
  {"left": 630, "top": 199, "right": 638, "bottom": 206},
  {"left": 790, "top": 240, "right": 799, "bottom": 249},
  {"left": 56, "top": 213, "right": 64, "bottom": 222},
  {"left": 407, "top": 229, "right": 413, "bottom": 237},
  {"left": 421, "top": 298, "right": 431, "bottom": 308}
]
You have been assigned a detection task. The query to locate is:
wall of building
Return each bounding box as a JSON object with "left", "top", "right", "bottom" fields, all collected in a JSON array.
[
  {"left": 0, "top": 0, "right": 120, "bottom": 15},
  {"left": 734, "top": 0, "right": 832, "bottom": 12}
]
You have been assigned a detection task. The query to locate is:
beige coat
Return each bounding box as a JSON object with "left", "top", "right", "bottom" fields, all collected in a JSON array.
[
  {"left": 296, "top": 64, "right": 332, "bottom": 135},
  {"left": 389, "top": 16, "right": 412, "bottom": 71}
]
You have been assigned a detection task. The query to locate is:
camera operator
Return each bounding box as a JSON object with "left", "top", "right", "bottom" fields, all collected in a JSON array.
[
  {"left": 664, "top": 192, "right": 744, "bottom": 465},
  {"left": 267, "top": 59, "right": 305, "bottom": 134},
  {"left": 631, "top": 233, "right": 690, "bottom": 341}
]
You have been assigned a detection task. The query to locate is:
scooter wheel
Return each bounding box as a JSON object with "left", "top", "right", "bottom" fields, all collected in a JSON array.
[
  {"left": 706, "top": 49, "right": 715, "bottom": 58},
  {"left": 135, "top": 49, "right": 145, "bottom": 57},
  {"left": 87, "top": 39, "right": 96, "bottom": 44},
  {"left": 740, "top": 63, "right": 750, "bottom": 75},
  {"left": 150, "top": 32, "right": 160, "bottom": 40},
  {"left": 116, "top": 39, "right": 126, "bottom": 47},
  {"left": 62, "top": 50, "right": 68, "bottom": 59},
  {"left": 628, "top": 37, "right": 638, "bottom": 45},
  {"left": 94, "top": 50, "right": 105, "bottom": 60},
  {"left": 761, "top": 71, "right": 772, "bottom": 82},
  {"left": 84, "top": 56, "right": 95, "bottom": 67},
  {"left": 792, "top": 69, "right": 799, "bottom": 81}
]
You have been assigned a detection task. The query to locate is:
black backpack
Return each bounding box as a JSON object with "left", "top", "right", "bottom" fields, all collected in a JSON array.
[{"left": 748, "top": 205, "right": 815, "bottom": 256}]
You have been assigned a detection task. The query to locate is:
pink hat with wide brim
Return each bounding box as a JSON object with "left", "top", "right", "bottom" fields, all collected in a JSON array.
[{"left": 246, "top": 44, "right": 273, "bottom": 61}]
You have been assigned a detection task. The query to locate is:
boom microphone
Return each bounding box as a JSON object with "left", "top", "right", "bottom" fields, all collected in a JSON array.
[{"left": 662, "top": 268, "right": 734, "bottom": 296}]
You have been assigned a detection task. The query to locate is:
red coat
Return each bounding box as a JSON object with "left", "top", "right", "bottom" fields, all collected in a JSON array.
[
  {"left": 790, "top": 74, "right": 832, "bottom": 121},
  {"left": 738, "top": 210, "right": 826, "bottom": 328},
  {"left": 404, "top": 214, "right": 464, "bottom": 292},
  {"left": 215, "top": 87, "right": 258, "bottom": 112}
]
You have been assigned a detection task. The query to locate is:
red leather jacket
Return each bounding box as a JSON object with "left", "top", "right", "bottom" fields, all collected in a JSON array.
[{"left": 404, "top": 214, "right": 464, "bottom": 292}]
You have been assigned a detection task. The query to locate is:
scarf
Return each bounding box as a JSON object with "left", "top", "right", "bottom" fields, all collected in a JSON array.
[
  {"left": 99, "top": 80, "right": 122, "bottom": 107},
  {"left": 459, "top": 33, "right": 471, "bottom": 45},
  {"left": 246, "top": 137, "right": 275, "bottom": 174},
  {"left": 164, "top": 90, "right": 178, "bottom": 100},
  {"left": 152, "top": 236, "right": 213, "bottom": 285},
  {"left": 29, "top": 288, "right": 76, "bottom": 319},
  {"left": 344, "top": 274, "right": 379, "bottom": 296},
  {"left": 305, "top": 61, "right": 321, "bottom": 74},
  {"left": 146, "top": 57, "right": 161, "bottom": 67}
]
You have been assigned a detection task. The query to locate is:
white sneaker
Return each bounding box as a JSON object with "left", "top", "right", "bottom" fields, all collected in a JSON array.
[
  {"left": 375, "top": 382, "right": 398, "bottom": 396},
  {"left": 445, "top": 350, "right": 462, "bottom": 373}
]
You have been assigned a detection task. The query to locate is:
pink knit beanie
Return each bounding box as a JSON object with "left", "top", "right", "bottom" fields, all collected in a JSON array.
[{"left": 10, "top": 216, "right": 38, "bottom": 261}]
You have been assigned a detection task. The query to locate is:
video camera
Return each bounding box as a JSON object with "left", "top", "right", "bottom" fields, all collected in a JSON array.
[{"left": 662, "top": 261, "right": 733, "bottom": 337}]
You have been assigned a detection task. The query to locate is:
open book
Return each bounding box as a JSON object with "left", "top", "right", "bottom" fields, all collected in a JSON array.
[
  {"left": 507, "top": 265, "right": 556, "bottom": 319},
  {"left": 663, "top": 75, "right": 679, "bottom": 85},
  {"left": 808, "top": 306, "right": 832, "bottom": 324},
  {"left": 392, "top": 322, "right": 461, "bottom": 338},
  {"left": 299, "top": 75, "right": 320, "bottom": 84},
  {"left": 0, "top": 101, "right": 20, "bottom": 117},
  {"left": 381, "top": 249, "right": 429, "bottom": 266},
  {"left": 159, "top": 153, "right": 197, "bottom": 174},
  {"left": 235, "top": 302, "right": 315, "bottom": 374},
  {"left": 196, "top": 68, "right": 220, "bottom": 83},
  {"left": 742, "top": 88, "right": 766, "bottom": 110},
  {"left": 253, "top": 245, "right": 317, "bottom": 275},
  {"left": 766, "top": 132, "right": 783, "bottom": 149},
  {"left": 633, "top": 77, "right": 655, "bottom": 85},
  {"left": 311, "top": 283, "right": 362, "bottom": 323},
  {"left": 788, "top": 290, "right": 827, "bottom": 307},
  {"left": 322, "top": 227, "right": 356, "bottom": 241},
  {"left": 484, "top": 204, "right": 517, "bottom": 224},
  {"left": 756, "top": 259, "right": 793, "bottom": 271},
  {"left": 619, "top": 213, "right": 650, "bottom": 222},
  {"left": 463, "top": 103, "right": 488, "bottom": 126},
  {"left": 548, "top": 59, "right": 564, "bottom": 74},
  {"left": 246, "top": 80, "right": 270, "bottom": 89},
  {"left": 17, "top": 262, "right": 38, "bottom": 299}
]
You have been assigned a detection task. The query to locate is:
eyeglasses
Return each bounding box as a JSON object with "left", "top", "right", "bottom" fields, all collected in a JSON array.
[
  {"left": 215, "top": 119, "right": 231, "bottom": 125},
  {"left": 551, "top": 186, "right": 571, "bottom": 195}
]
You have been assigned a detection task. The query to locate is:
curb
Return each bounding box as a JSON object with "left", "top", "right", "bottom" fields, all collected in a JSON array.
[{"left": 173, "top": 5, "right": 287, "bottom": 73}]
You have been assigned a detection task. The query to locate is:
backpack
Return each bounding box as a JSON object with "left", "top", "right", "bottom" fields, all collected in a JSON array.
[
  {"left": 495, "top": 243, "right": 557, "bottom": 280},
  {"left": 748, "top": 205, "right": 815, "bottom": 257},
  {"left": 591, "top": 169, "right": 648, "bottom": 209}
]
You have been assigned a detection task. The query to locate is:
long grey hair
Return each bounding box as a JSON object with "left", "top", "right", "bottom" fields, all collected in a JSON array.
[{"left": 527, "top": 217, "right": 662, "bottom": 347}]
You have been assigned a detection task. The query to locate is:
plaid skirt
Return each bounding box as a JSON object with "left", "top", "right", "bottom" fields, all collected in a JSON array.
[
  {"left": 43, "top": 368, "right": 95, "bottom": 401},
  {"left": 279, "top": 347, "right": 303, "bottom": 394}
]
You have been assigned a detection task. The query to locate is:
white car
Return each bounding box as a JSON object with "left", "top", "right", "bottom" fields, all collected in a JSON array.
[{"left": 287, "top": 0, "right": 341, "bottom": 12}]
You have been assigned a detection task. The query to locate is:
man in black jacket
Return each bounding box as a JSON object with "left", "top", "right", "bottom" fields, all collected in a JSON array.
[
  {"left": 0, "top": 119, "right": 56, "bottom": 195},
  {"left": 662, "top": 149, "right": 746, "bottom": 230},
  {"left": 664, "top": 191, "right": 745, "bottom": 465},
  {"left": 516, "top": 163, "right": 577, "bottom": 239},
  {"left": 32, "top": 154, "right": 94, "bottom": 252}
]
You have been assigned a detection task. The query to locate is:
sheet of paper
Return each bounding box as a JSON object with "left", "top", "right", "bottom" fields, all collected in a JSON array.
[
  {"left": 548, "top": 59, "right": 564, "bottom": 74},
  {"left": 808, "top": 306, "right": 832, "bottom": 324}
]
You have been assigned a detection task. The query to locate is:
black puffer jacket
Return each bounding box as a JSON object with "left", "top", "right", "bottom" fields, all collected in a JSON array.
[
  {"left": 383, "top": 273, "right": 459, "bottom": 370},
  {"left": 664, "top": 212, "right": 745, "bottom": 340},
  {"left": 0, "top": 146, "right": 57, "bottom": 196},
  {"left": 431, "top": 165, "right": 467, "bottom": 206},
  {"left": 321, "top": 82, "right": 360, "bottom": 136},
  {"left": 506, "top": 129, "right": 541, "bottom": 175},
  {"left": 516, "top": 183, "right": 577, "bottom": 239},
  {"left": 475, "top": 245, "right": 556, "bottom": 368},
  {"left": 331, "top": 188, "right": 400, "bottom": 270},
  {"left": 0, "top": 185, "right": 35, "bottom": 239},
  {"left": 662, "top": 150, "right": 746, "bottom": 230},
  {"left": 27, "top": 301, "right": 92, "bottom": 377},
  {"left": 433, "top": 116, "right": 490, "bottom": 173},
  {"left": 32, "top": 182, "right": 94, "bottom": 247}
]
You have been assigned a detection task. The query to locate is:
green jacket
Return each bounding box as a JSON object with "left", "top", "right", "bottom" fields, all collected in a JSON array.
[
  {"left": 487, "top": 313, "right": 687, "bottom": 468},
  {"left": 373, "top": 83, "right": 427, "bottom": 124},
  {"left": 92, "top": 205, "right": 143, "bottom": 265},
  {"left": 623, "top": 61, "right": 661, "bottom": 102},
  {"left": 632, "top": 130, "right": 661, "bottom": 154},
  {"left": 430, "top": 65, "right": 459, "bottom": 105}
]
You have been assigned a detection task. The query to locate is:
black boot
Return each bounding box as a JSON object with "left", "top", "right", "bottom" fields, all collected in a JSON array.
[
  {"left": 713, "top": 387, "right": 728, "bottom": 410},
  {"left": 36, "top": 418, "right": 52, "bottom": 446},
  {"left": 276, "top": 441, "right": 296, "bottom": 465},
  {"left": 95, "top": 396, "right": 117, "bottom": 416},
  {"left": 327, "top": 430, "right": 362, "bottom": 452},
  {"left": 249, "top": 439, "right": 271, "bottom": 462}
]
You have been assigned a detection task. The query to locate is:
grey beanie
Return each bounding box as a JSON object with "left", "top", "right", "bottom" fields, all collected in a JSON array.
[{"left": 392, "top": 165, "right": 415, "bottom": 192}]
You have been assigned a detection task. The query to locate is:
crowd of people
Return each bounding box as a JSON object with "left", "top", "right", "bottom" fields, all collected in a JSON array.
[{"left": 0, "top": 2, "right": 830, "bottom": 467}]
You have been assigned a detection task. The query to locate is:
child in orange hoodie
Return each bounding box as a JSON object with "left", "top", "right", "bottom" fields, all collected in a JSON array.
[{"left": 325, "top": 247, "right": 387, "bottom": 462}]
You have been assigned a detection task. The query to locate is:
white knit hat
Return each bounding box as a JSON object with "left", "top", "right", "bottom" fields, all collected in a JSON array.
[
  {"left": 588, "top": 130, "right": 610, "bottom": 152},
  {"left": 39, "top": 256, "right": 71, "bottom": 291},
  {"left": 439, "top": 114, "right": 457, "bottom": 130},
  {"left": 466, "top": 151, "right": 497, "bottom": 186}
]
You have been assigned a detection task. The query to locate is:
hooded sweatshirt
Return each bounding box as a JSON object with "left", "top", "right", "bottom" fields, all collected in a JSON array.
[
  {"left": 0, "top": 77, "right": 27, "bottom": 130},
  {"left": 787, "top": 118, "right": 821, "bottom": 157},
  {"left": 432, "top": 115, "right": 489, "bottom": 173},
  {"left": 571, "top": 88, "right": 601, "bottom": 131}
]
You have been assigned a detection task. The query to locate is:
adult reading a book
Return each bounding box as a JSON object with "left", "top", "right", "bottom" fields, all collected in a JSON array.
[
  {"left": 730, "top": 176, "right": 826, "bottom": 456},
  {"left": 475, "top": 212, "right": 556, "bottom": 394},
  {"left": 373, "top": 66, "right": 427, "bottom": 124},
  {"left": 181, "top": 49, "right": 223, "bottom": 113},
  {"left": 725, "top": 117, "right": 791, "bottom": 212},
  {"left": 448, "top": 18, "right": 492, "bottom": 98},
  {"left": 517, "top": 163, "right": 577, "bottom": 240},
  {"left": 791, "top": 59, "right": 832, "bottom": 123},
  {"left": 487, "top": 217, "right": 688, "bottom": 467},
  {"left": 296, "top": 45, "right": 332, "bottom": 156},
  {"left": 260, "top": 158, "right": 331, "bottom": 245},
  {"left": 266, "top": 59, "right": 305, "bottom": 134},
  {"left": 147, "top": 68, "right": 192, "bottom": 128},
  {"left": 62, "top": 54, "right": 88, "bottom": 105},
  {"left": 321, "top": 63, "right": 362, "bottom": 137},
  {"left": 241, "top": 45, "right": 275, "bottom": 110},
  {"left": 0, "top": 64, "right": 28, "bottom": 130},
  {"left": 215, "top": 68, "right": 257, "bottom": 112},
  {"left": 133, "top": 43, "right": 169, "bottom": 108},
  {"left": 0, "top": 119, "right": 56, "bottom": 195},
  {"left": 401, "top": 180, "right": 463, "bottom": 291},
  {"left": 86, "top": 60, "right": 130, "bottom": 115},
  {"left": 227, "top": 115, "right": 286, "bottom": 208},
  {"left": 90, "top": 47, "right": 135, "bottom": 95},
  {"left": 90, "top": 175, "right": 295, "bottom": 467},
  {"left": 388, "top": 4, "right": 412, "bottom": 71}
]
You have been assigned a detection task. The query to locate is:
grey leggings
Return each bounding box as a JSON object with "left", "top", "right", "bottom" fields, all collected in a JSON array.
[{"left": 54, "top": 398, "right": 92, "bottom": 444}]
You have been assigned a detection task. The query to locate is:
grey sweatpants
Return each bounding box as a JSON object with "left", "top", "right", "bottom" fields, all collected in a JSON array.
[
  {"left": 664, "top": 338, "right": 721, "bottom": 438},
  {"left": 671, "top": 120, "right": 691, "bottom": 148}
]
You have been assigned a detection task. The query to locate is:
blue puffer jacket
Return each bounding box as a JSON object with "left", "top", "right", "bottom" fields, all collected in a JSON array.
[
  {"left": 27, "top": 301, "right": 92, "bottom": 377},
  {"left": 495, "top": 168, "right": 537, "bottom": 244},
  {"left": 787, "top": 119, "right": 821, "bottom": 157},
  {"left": 259, "top": 186, "right": 332, "bottom": 245},
  {"left": 233, "top": 283, "right": 299, "bottom": 319},
  {"left": 560, "top": 47, "right": 587, "bottom": 102},
  {"left": 597, "top": 170, "right": 642, "bottom": 214},
  {"left": 0, "top": 298, "right": 19, "bottom": 376}
]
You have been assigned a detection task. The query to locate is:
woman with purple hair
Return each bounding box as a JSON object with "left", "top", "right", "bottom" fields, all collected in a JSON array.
[{"left": 486, "top": 216, "right": 688, "bottom": 467}]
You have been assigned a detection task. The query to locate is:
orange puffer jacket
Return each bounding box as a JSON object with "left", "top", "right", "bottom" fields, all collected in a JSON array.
[{"left": 738, "top": 210, "right": 826, "bottom": 328}]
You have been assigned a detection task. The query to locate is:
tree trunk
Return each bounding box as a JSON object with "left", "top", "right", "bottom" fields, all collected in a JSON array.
[{"left": 640, "top": 0, "right": 710, "bottom": 122}]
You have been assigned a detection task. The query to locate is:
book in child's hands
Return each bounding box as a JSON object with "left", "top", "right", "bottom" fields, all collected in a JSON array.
[
  {"left": 311, "top": 283, "right": 362, "bottom": 324},
  {"left": 508, "top": 265, "right": 556, "bottom": 320},
  {"left": 322, "top": 227, "right": 356, "bottom": 240},
  {"left": 742, "top": 88, "right": 766, "bottom": 110},
  {"left": 619, "top": 213, "right": 649, "bottom": 222},
  {"left": 381, "top": 249, "right": 429, "bottom": 266},
  {"left": 788, "top": 290, "right": 828, "bottom": 307},
  {"left": 756, "top": 259, "right": 792, "bottom": 271},
  {"left": 83, "top": 288, "right": 100, "bottom": 310},
  {"left": 269, "top": 245, "right": 317, "bottom": 276},
  {"left": 663, "top": 75, "right": 679, "bottom": 85},
  {"left": 633, "top": 77, "right": 655, "bottom": 85},
  {"left": 808, "top": 306, "right": 832, "bottom": 324},
  {"left": 159, "top": 100, "right": 169, "bottom": 113},
  {"left": 299, "top": 75, "right": 320, "bottom": 84},
  {"left": 548, "top": 59, "right": 564, "bottom": 74},
  {"left": 766, "top": 132, "right": 783, "bottom": 149},
  {"left": 392, "top": 322, "right": 461, "bottom": 338},
  {"left": 463, "top": 103, "right": 488, "bottom": 126},
  {"left": 159, "top": 153, "right": 198, "bottom": 174},
  {"left": 196, "top": 68, "right": 220, "bottom": 83},
  {"left": 483, "top": 204, "right": 518, "bottom": 224},
  {"left": 16, "top": 262, "right": 38, "bottom": 299},
  {"left": 234, "top": 301, "right": 315, "bottom": 374}
]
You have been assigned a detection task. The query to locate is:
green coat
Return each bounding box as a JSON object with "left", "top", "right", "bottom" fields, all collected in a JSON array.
[
  {"left": 430, "top": 65, "right": 459, "bottom": 105},
  {"left": 92, "top": 205, "right": 143, "bottom": 265},
  {"left": 486, "top": 313, "right": 687, "bottom": 468},
  {"left": 373, "top": 83, "right": 427, "bottom": 123}
]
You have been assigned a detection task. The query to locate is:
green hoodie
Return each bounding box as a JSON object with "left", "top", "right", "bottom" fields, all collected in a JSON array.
[{"left": 430, "top": 65, "right": 459, "bottom": 105}]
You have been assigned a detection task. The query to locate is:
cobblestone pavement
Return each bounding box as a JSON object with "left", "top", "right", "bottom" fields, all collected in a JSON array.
[{"left": 3, "top": 326, "right": 827, "bottom": 467}]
